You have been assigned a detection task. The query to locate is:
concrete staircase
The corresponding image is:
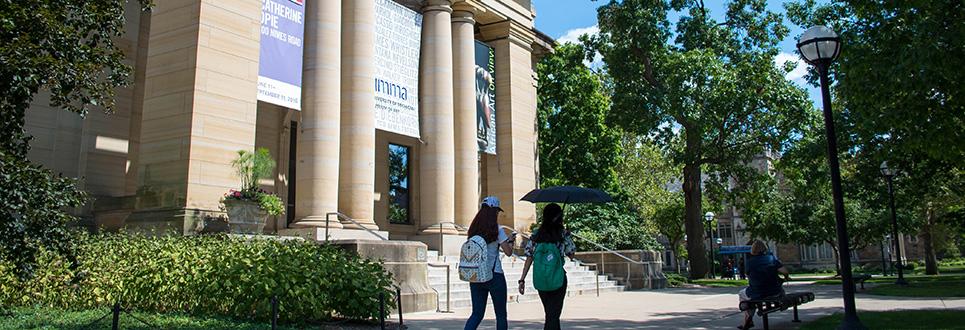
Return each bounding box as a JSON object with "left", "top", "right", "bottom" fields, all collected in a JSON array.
[{"left": 425, "top": 250, "right": 624, "bottom": 310}]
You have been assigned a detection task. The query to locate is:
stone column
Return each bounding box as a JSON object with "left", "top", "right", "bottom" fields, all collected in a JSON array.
[
  {"left": 339, "top": 0, "right": 379, "bottom": 230},
  {"left": 293, "top": 0, "right": 342, "bottom": 229},
  {"left": 451, "top": 7, "right": 478, "bottom": 231},
  {"left": 129, "top": 0, "right": 261, "bottom": 233},
  {"left": 419, "top": 0, "right": 458, "bottom": 235}
]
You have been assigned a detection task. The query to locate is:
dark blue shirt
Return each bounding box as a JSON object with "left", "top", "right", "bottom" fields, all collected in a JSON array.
[{"left": 745, "top": 253, "right": 784, "bottom": 299}]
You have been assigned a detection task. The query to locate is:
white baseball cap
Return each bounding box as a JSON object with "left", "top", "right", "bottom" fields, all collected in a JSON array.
[{"left": 481, "top": 196, "right": 504, "bottom": 212}]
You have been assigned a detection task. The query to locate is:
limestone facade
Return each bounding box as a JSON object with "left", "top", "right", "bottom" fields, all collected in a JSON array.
[{"left": 23, "top": 0, "right": 552, "bottom": 248}]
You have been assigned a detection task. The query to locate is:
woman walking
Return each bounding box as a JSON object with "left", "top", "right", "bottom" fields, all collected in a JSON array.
[
  {"left": 518, "top": 203, "right": 576, "bottom": 330},
  {"left": 464, "top": 196, "right": 515, "bottom": 330}
]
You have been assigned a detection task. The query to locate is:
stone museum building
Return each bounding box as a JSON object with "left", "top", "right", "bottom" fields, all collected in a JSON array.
[{"left": 23, "top": 0, "right": 554, "bottom": 252}]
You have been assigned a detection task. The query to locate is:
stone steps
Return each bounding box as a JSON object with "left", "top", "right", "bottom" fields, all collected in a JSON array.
[{"left": 425, "top": 250, "right": 624, "bottom": 310}]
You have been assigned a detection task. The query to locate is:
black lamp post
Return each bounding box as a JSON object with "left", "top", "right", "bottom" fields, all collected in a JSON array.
[
  {"left": 797, "top": 25, "right": 866, "bottom": 330},
  {"left": 705, "top": 211, "right": 715, "bottom": 279},
  {"left": 880, "top": 161, "right": 908, "bottom": 285}
]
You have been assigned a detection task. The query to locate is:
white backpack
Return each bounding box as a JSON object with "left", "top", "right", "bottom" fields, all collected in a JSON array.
[{"left": 458, "top": 235, "right": 493, "bottom": 283}]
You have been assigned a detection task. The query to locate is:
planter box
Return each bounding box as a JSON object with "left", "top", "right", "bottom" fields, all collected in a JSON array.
[{"left": 223, "top": 199, "right": 268, "bottom": 234}]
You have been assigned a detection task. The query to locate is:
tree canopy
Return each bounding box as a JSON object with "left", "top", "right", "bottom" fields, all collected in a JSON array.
[
  {"left": 590, "top": 0, "right": 812, "bottom": 278},
  {"left": 0, "top": 0, "right": 149, "bottom": 277}
]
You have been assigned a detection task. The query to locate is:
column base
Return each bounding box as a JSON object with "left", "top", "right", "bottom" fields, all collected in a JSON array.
[
  {"left": 409, "top": 233, "right": 466, "bottom": 256},
  {"left": 278, "top": 227, "right": 389, "bottom": 241},
  {"left": 333, "top": 239, "right": 437, "bottom": 313},
  {"left": 290, "top": 214, "right": 343, "bottom": 230},
  {"left": 418, "top": 222, "right": 460, "bottom": 236}
]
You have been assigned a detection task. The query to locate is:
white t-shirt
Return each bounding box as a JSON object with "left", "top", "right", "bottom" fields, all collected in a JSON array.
[{"left": 487, "top": 229, "right": 510, "bottom": 274}]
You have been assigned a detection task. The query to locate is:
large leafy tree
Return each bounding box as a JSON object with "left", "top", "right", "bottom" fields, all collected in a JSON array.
[
  {"left": 787, "top": 0, "right": 965, "bottom": 274},
  {"left": 537, "top": 42, "right": 620, "bottom": 191},
  {"left": 0, "top": 0, "right": 149, "bottom": 277},
  {"left": 739, "top": 120, "right": 891, "bottom": 273},
  {"left": 590, "top": 0, "right": 812, "bottom": 278}
]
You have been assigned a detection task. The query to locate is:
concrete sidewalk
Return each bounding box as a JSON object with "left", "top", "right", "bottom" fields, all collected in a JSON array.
[{"left": 403, "top": 282, "right": 965, "bottom": 329}]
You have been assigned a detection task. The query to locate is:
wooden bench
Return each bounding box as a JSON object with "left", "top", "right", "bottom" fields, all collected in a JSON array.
[
  {"left": 854, "top": 274, "right": 872, "bottom": 290},
  {"left": 738, "top": 292, "right": 815, "bottom": 330}
]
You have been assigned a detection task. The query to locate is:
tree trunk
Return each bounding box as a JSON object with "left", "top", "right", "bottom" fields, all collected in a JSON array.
[
  {"left": 684, "top": 161, "right": 707, "bottom": 279},
  {"left": 671, "top": 238, "right": 681, "bottom": 274},
  {"left": 829, "top": 241, "right": 841, "bottom": 276},
  {"left": 923, "top": 205, "right": 939, "bottom": 275}
]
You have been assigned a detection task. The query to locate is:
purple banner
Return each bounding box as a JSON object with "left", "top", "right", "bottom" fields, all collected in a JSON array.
[{"left": 257, "top": 0, "right": 305, "bottom": 110}]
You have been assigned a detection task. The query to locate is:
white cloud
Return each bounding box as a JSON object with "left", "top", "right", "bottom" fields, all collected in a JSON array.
[
  {"left": 557, "top": 25, "right": 599, "bottom": 44},
  {"left": 556, "top": 25, "right": 602, "bottom": 68},
  {"left": 774, "top": 52, "right": 808, "bottom": 83}
]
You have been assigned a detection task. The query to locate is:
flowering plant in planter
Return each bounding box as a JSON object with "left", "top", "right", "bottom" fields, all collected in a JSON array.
[
  {"left": 221, "top": 148, "right": 284, "bottom": 234},
  {"left": 223, "top": 188, "right": 284, "bottom": 216}
]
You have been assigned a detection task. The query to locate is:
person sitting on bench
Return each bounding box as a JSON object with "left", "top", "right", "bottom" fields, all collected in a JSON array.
[{"left": 738, "top": 240, "right": 791, "bottom": 329}]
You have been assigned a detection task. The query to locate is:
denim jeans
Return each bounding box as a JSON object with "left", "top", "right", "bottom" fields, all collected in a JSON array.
[{"left": 464, "top": 272, "right": 508, "bottom": 330}]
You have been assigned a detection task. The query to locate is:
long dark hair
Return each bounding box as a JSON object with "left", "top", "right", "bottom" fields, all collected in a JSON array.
[
  {"left": 533, "top": 203, "right": 564, "bottom": 243},
  {"left": 467, "top": 206, "right": 500, "bottom": 243}
]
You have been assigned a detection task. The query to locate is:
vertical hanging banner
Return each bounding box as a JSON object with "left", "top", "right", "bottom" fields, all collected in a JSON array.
[
  {"left": 257, "top": 0, "right": 305, "bottom": 110},
  {"left": 373, "top": 0, "right": 422, "bottom": 137},
  {"left": 475, "top": 41, "right": 496, "bottom": 154}
]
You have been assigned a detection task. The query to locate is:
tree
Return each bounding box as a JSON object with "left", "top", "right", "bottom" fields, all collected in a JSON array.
[
  {"left": 590, "top": 0, "right": 812, "bottom": 278},
  {"left": 787, "top": 0, "right": 965, "bottom": 274},
  {"left": 0, "top": 0, "right": 149, "bottom": 277},
  {"left": 652, "top": 195, "right": 686, "bottom": 273},
  {"left": 537, "top": 42, "right": 620, "bottom": 191},
  {"left": 739, "top": 120, "right": 892, "bottom": 273}
]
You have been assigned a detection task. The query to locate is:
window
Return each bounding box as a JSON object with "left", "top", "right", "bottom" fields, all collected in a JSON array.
[{"left": 388, "top": 144, "right": 411, "bottom": 224}]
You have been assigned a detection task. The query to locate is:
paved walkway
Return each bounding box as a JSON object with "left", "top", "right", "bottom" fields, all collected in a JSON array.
[{"left": 404, "top": 282, "right": 965, "bottom": 329}]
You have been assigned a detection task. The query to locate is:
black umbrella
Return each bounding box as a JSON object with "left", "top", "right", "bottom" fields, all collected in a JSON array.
[{"left": 520, "top": 186, "right": 613, "bottom": 204}]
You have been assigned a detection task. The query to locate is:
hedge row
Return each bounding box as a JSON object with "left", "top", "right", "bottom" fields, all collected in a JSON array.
[{"left": 0, "top": 234, "right": 395, "bottom": 322}]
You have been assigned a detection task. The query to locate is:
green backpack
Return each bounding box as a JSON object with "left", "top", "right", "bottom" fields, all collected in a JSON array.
[{"left": 532, "top": 242, "right": 565, "bottom": 291}]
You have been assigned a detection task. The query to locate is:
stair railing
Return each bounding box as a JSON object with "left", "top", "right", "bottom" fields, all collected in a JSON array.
[
  {"left": 570, "top": 232, "right": 654, "bottom": 287},
  {"left": 435, "top": 221, "right": 469, "bottom": 257},
  {"left": 323, "top": 212, "right": 388, "bottom": 242},
  {"left": 426, "top": 262, "right": 453, "bottom": 313}
]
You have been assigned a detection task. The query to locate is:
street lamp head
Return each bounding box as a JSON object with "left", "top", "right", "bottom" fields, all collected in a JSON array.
[
  {"left": 716, "top": 238, "right": 723, "bottom": 245},
  {"left": 880, "top": 161, "right": 897, "bottom": 177},
  {"left": 704, "top": 211, "right": 715, "bottom": 223},
  {"left": 797, "top": 25, "right": 841, "bottom": 66}
]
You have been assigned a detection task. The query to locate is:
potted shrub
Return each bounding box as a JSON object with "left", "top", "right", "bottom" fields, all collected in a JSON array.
[{"left": 222, "top": 148, "right": 284, "bottom": 234}]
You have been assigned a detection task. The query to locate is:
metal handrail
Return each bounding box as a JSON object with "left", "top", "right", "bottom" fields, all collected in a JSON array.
[
  {"left": 426, "top": 263, "right": 453, "bottom": 313},
  {"left": 324, "top": 212, "right": 388, "bottom": 242},
  {"left": 435, "top": 221, "right": 469, "bottom": 257},
  {"left": 570, "top": 232, "right": 657, "bottom": 287}
]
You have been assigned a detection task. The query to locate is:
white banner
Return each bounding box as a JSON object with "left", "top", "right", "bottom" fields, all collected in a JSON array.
[{"left": 373, "top": 0, "right": 422, "bottom": 138}]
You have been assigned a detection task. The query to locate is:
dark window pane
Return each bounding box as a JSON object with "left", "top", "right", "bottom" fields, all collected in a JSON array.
[{"left": 388, "top": 144, "right": 410, "bottom": 224}]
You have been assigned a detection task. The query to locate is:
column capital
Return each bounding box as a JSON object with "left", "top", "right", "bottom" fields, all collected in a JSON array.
[
  {"left": 423, "top": 0, "right": 453, "bottom": 13},
  {"left": 452, "top": 0, "right": 486, "bottom": 17},
  {"left": 478, "top": 20, "right": 535, "bottom": 51},
  {"left": 451, "top": 8, "right": 475, "bottom": 25}
]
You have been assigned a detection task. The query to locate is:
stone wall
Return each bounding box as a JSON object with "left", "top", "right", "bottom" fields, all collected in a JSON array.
[{"left": 574, "top": 250, "right": 667, "bottom": 290}]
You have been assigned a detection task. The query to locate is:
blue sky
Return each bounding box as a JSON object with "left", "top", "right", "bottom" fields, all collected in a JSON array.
[{"left": 532, "top": 0, "right": 822, "bottom": 104}]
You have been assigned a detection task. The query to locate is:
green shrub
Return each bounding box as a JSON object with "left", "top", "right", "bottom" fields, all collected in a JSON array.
[
  {"left": 560, "top": 202, "right": 661, "bottom": 251},
  {"left": 0, "top": 234, "right": 394, "bottom": 323},
  {"left": 664, "top": 272, "right": 687, "bottom": 287}
]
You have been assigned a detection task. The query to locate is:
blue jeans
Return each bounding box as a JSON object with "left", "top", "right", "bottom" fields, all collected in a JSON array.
[{"left": 464, "top": 272, "right": 508, "bottom": 330}]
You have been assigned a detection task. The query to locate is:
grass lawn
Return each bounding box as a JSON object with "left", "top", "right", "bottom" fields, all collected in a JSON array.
[
  {"left": 691, "top": 279, "right": 748, "bottom": 287},
  {"left": 800, "top": 310, "right": 965, "bottom": 330},
  {"left": 0, "top": 307, "right": 309, "bottom": 330},
  {"left": 869, "top": 280, "right": 965, "bottom": 297}
]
